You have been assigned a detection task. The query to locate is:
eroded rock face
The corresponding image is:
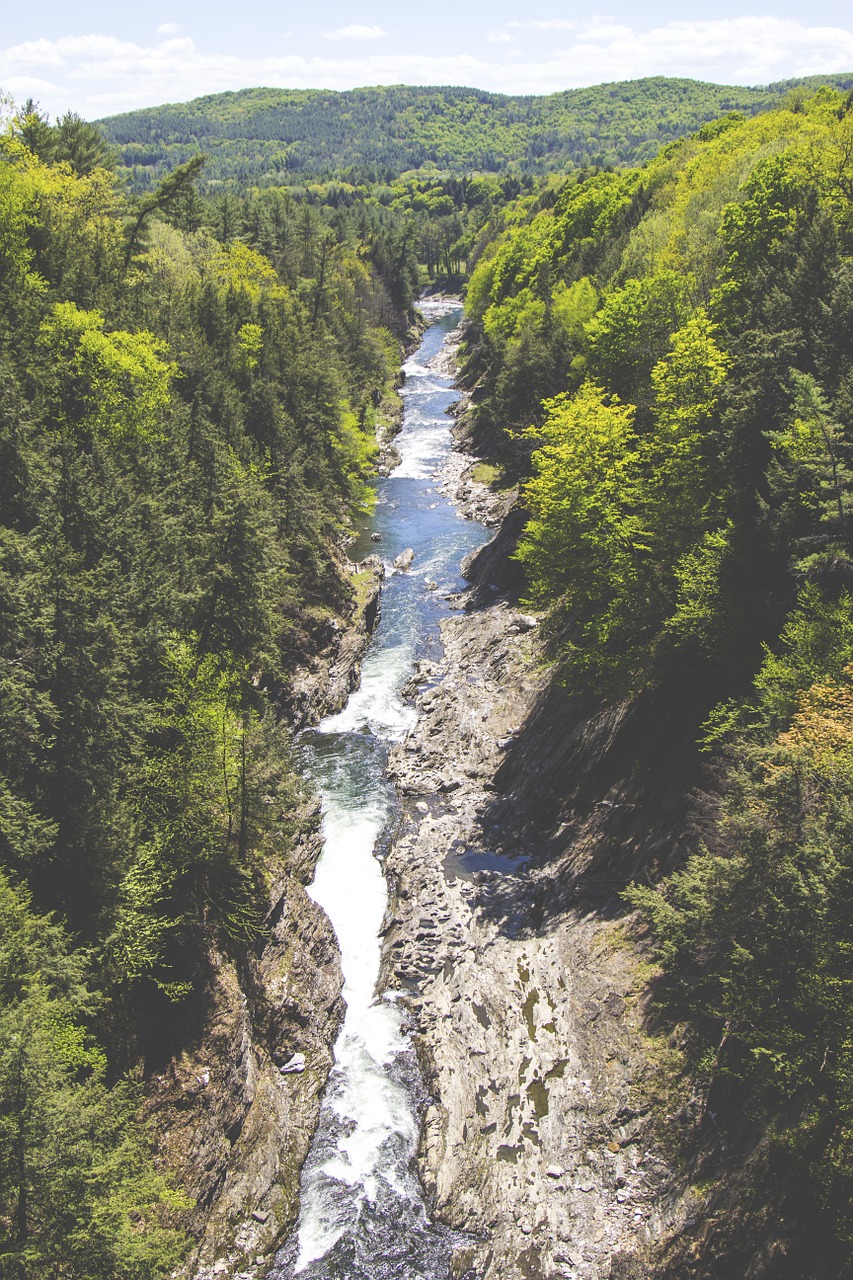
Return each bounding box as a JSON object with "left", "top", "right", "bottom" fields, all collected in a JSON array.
[
  {"left": 381, "top": 604, "right": 681, "bottom": 1280},
  {"left": 278, "top": 554, "right": 385, "bottom": 730},
  {"left": 143, "top": 554, "right": 386, "bottom": 1280},
  {"left": 146, "top": 833, "right": 345, "bottom": 1280},
  {"left": 375, "top": 450, "right": 693, "bottom": 1280}
]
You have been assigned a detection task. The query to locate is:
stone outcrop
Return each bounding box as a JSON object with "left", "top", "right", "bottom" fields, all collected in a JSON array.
[
  {"left": 148, "top": 843, "right": 344, "bottom": 1280},
  {"left": 380, "top": 598, "right": 685, "bottom": 1280},
  {"left": 375, "top": 444, "right": 699, "bottom": 1279},
  {"left": 278, "top": 554, "right": 385, "bottom": 730}
]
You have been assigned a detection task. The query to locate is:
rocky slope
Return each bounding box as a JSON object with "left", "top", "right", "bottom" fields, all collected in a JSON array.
[
  {"left": 377, "top": 453, "right": 701, "bottom": 1279},
  {"left": 374, "top": 328, "right": 853, "bottom": 1279},
  {"left": 279, "top": 555, "right": 385, "bottom": 731},
  {"left": 149, "top": 845, "right": 344, "bottom": 1280}
]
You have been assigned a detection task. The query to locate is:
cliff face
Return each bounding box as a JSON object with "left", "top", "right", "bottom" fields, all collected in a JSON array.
[
  {"left": 148, "top": 856, "right": 344, "bottom": 1280},
  {"left": 380, "top": 577, "right": 688, "bottom": 1280},
  {"left": 143, "top": 557, "right": 384, "bottom": 1280},
  {"left": 378, "top": 450, "right": 844, "bottom": 1279}
]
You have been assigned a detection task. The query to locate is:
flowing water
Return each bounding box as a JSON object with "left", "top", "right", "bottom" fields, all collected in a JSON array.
[{"left": 271, "top": 304, "right": 489, "bottom": 1280}]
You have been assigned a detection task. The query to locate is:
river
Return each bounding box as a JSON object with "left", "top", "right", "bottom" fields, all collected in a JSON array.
[{"left": 270, "top": 303, "right": 489, "bottom": 1280}]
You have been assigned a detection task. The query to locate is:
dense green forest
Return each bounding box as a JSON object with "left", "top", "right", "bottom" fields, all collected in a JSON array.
[
  {"left": 8, "top": 67, "right": 853, "bottom": 1274},
  {"left": 101, "top": 77, "right": 853, "bottom": 191},
  {"left": 0, "top": 106, "right": 415, "bottom": 1276},
  {"left": 461, "top": 85, "right": 853, "bottom": 1256}
]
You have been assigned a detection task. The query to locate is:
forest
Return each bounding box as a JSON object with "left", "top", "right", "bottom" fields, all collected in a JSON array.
[
  {"left": 101, "top": 76, "right": 853, "bottom": 190},
  {"left": 0, "top": 104, "right": 417, "bottom": 1275},
  {"left": 6, "top": 69, "right": 853, "bottom": 1277},
  {"left": 459, "top": 84, "right": 853, "bottom": 1260}
]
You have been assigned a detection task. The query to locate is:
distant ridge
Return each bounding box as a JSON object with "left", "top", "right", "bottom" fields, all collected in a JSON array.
[{"left": 100, "top": 74, "right": 853, "bottom": 191}]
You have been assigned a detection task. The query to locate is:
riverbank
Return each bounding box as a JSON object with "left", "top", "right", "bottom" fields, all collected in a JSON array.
[
  {"left": 378, "top": 387, "right": 695, "bottom": 1279},
  {"left": 267, "top": 301, "right": 497, "bottom": 1280}
]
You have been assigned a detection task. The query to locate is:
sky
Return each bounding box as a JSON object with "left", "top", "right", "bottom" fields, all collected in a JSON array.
[{"left": 3, "top": 1, "right": 853, "bottom": 120}]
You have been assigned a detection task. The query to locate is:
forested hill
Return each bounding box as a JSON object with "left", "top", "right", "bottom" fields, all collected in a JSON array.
[
  {"left": 101, "top": 75, "right": 853, "bottom": 190},
  {"left": 0, "top": 110, "right": 416, "bottom": 1275}
]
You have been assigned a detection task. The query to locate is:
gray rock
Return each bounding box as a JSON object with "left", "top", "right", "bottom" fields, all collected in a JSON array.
[
  {"left": 280, "top": 1052, "right": 306, "bottom": 1075},
  {"left": 394, "top": 547, "right": 415, "bottom": 570}
]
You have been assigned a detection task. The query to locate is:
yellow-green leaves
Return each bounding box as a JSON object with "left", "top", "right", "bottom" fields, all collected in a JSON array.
[
  {"left": 515, "top": 317, "right": 731, "bottom": 690},
  {"left": 517, "top": 382, "right": 657, "bottom": 686},
  {"left": 0, "top": 138, "right": 122, "bottom": 296},
  {"left": 644, "top": 310, "right": 729, "bottom": 547},
  {"left": 483, "top": 286, "right": 546, "bottom": 344},
  {"left": 769, "top": 370, "right": 853, "bottom": 574},
  {"left": 585, "top": 270, "right": 690, "bottom": 398},
  {"left": 237, "top": 321, "right": 264, "bottom": 371},
  {"left": 39, "top": 301, "right": 176, "bottom": 444},
  {"left": 663, "top": 524, "right": 733, "bottom": 652},
  {"left": 0, "top": 139, "right": 40, "bottom": 288},
  {"left": 651, "top": 310, "right": 729, "bottom": 434},
  {"left": 206, "top": 239, "right": 284, "bottom": 301},
  {"left": 551, "top": 276, "right": 598, "bottom": 335}
]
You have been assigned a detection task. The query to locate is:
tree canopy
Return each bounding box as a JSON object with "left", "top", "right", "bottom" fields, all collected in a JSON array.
[{"left": 463, "top": 85, "right": 853, "bottom": 1259}]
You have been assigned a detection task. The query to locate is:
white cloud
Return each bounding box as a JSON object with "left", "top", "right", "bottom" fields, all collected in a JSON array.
[
  {"left": 156, "top": 23, "right": 183, "bottom": 37},
  {"left": 487, "top": 32, "right": 513, "bottom": 45},
  {"left": 2, "top": 38, "right": 67, "bottom": 69},
  {"left": 321, "top": 24, "right": 387, "bottom": 41},
  {"left": 507, "top": 19, "right": 578, "bottom": 32},
  {"left": 581, "top": 23, "right": 632, "bottom": 42},
  {"left": 4, "top": 75, "right": 60, "bottom": 100},
  {"left": 1, "top": 18, "right": 852, "bottom": 120}
]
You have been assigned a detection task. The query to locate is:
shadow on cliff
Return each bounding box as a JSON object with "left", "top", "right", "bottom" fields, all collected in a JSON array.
[
  {"left": 458, "top": 516, "right": 721, "bottom": 940},
  {"left": 473, "top": 676, "right": 719, "bottom": 939}
]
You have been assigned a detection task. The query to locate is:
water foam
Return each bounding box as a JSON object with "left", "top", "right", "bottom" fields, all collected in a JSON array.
[{"left": 274, "top": 303, "right": 480, "bottom": 1280}]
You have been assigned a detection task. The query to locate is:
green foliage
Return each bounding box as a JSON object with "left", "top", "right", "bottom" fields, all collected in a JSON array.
[
  {"left": 0, "top": 99, "right": 411, "bottom": 1262},
  {"left": 516, "top": 383, "right": 653, "bottom": 689},
  {"left": 628, "top": 658, "right": 853, "bottom": 1244},
  {"left": 99, "top": 77, "right": 853, "bottom": 191},
  {"left": 661, "top": 524, "right": 734, "bottom": 654},
  {"left": 0, "top": 871, "right": 187, "bottom": 1277},
  {"left": 512, "top": 309, "right": 732, "bottom": 688},
  {"left": 768, "top": 370, "right": 853, "bottom": 580},
  {"left": 38, "top": 302, "right": 175, "bottom": 444},
  {"left": 586, "top": 270, "right": 691, "bottom": 400},
  {"left": 467, "top": 87, "right": 853, "bottom": 692},
  {"left": 470, "top": 90, "right": 853, "bottom": 1255}
]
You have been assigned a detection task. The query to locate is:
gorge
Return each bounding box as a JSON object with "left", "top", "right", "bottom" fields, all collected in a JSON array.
[
  {"left": 271, "top": 302, "right": 487, "bottom": 1280},
  {"left": 3, "top": 79, "right": 853, "bottom": 1280}
]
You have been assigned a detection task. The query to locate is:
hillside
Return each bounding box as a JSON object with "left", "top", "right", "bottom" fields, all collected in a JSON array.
[
  {"left": 447, "top": 83, "right": 853, "bottom": 1274},
  {"left": 100, "top": 75, "right": 853, "bottom": 190},
  {"left": 7, "top": 74, "right": 853, "bottom": 1280},
  {"left": 0, "top": 113, "right": 415, "bottom": 1278}
]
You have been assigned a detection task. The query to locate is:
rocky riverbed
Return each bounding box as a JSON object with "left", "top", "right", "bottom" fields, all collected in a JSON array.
[
  {"left": 378, "top": 455, "right": 692, "bottom": 1280},
  {"left": 156, "top": 312, "right": 698, "bottom": 1280}
]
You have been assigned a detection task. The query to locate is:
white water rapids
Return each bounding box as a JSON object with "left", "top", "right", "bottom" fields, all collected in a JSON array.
[{"left": 270, "top": 304, "right": 488, "bottom": 1280}]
